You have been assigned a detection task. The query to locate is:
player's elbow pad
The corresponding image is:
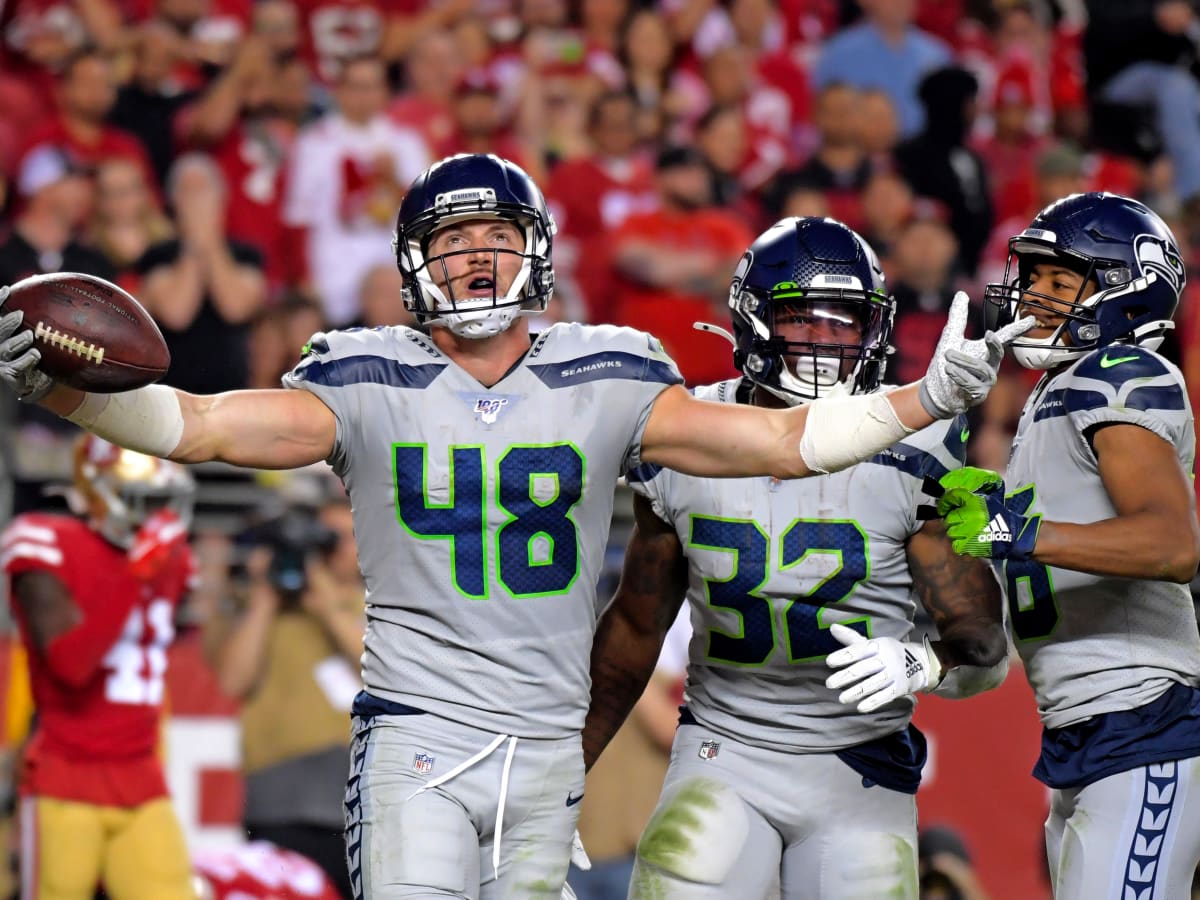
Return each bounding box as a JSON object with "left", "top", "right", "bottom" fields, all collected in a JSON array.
[
  {"left": 798, "top": 391, "right": 915, "bottom": 475},
  {"left": 932, "top": 655, "right": 1010, "bottom": 699}
]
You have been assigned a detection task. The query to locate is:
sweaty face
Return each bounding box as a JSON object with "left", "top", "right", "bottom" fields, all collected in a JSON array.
[
  {"left": 1019, "top": 261, "right": 1097, "bottom": 343},
  {"left": 426, "top": 218, "right": 527, "bottom": 305}
]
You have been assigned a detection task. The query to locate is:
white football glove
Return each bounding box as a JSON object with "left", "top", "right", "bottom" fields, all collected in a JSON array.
[
  {"left": 0, "top": 300, "right": 55, "bottom": 402},
  {"left": 824, "top": 623, "right": 943, "bottom": 714},
  {"left": 919, "top": 291, "right": 1035, "bottom": 418}
]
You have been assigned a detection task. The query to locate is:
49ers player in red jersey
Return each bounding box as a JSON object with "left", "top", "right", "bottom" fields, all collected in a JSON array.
[{"left": 1, "top": 434, "right": 197, "bottom": 900}]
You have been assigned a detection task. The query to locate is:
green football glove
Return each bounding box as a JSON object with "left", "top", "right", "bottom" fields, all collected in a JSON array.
[
  {"left": 938, "top": 486, "right": 1040, "bottom": 560},
  {"left": 936, "top": 466, "right": 1006, "bottom": 505}
]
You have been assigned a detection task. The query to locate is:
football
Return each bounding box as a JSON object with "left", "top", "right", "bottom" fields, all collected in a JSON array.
[{"left": 3, "top": 272, "right": 170, "bottom": 392}]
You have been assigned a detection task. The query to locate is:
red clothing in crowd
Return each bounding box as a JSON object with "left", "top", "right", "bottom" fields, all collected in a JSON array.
[
  {"left": 612, "top": 207, "right": 753, "bottom": 386},
  {"left": 546, "top": 155, "right": 657, "bottom": 323}
]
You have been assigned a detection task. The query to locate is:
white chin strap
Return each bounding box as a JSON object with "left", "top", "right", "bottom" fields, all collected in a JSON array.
[
  {"left": 440, "top": 304, "right": 521, "bottom": 339},
  {"left": 420, "top": 258, "right": 534, "bottom": 340},
  {"left": 1010, "top": 315, "right": 1091, "bottom": 370}
]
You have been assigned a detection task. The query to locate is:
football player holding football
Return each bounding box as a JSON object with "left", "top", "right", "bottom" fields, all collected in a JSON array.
[
  {"left": 584, "top": 217, "right": 1010, "bottom": 900},
  {"left": 1, "top": 434, "right": 196, "bottom": 900},
  {"left": 934, "top": 192, "right": 1200, "bottom": 899},
  {"left": 0, "top": 154, "right": 1028, "bottom": 898}
]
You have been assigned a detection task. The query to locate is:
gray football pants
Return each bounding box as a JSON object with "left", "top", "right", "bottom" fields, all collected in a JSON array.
[
  {"left": 345, "top": 711, "right": 585, "bottom": 899},
  {"left": 629, "top": 724, "right": 918, "bottom": 900},
  {"left": 1046, "top": 756, "right": 1200, "bottom": 900}
]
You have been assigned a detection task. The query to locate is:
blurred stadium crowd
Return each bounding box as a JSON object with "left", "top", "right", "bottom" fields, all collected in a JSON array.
[{"left": 4, "top": 0, "right": 1200, "bottom": 897}]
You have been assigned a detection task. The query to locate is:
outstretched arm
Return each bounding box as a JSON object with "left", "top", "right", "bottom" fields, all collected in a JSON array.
[
  {"left": 641, "top": 292, "right": 1033, "bottom": 480},
  {"left": 41, "top": 383, "right": 336, "bottom": 469},
  {"left": 583, "top": 494, "right": 687, "bottom": 770}
]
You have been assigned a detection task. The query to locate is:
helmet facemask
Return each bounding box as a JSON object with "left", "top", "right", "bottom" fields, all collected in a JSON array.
[
  {"left": 985, "top": 195, "right": 1184, "bottom": 371},
  {"left": 984, "top": 239, "right": 1175, "bottom": 370},
  {"left": 396, "top": 194, "right": 555, "bottom": 339},
  {"left": 734, "top": 285, "right": 893, "bottom": 406}
]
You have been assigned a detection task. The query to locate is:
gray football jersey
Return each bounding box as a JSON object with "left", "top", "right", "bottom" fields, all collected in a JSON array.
[
  {"left": 283, "top": 322, "right": 682, "bottom": 738},
  {"left": 1004, "top": 345, "right": 1200, "bottom": 729},
  {"left": 628, "top": 379, "right": 968, "bottom": 752}
]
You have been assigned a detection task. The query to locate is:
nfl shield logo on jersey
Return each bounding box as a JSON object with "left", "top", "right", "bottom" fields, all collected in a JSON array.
[
  {"left": 473, "top": 397, "right": 508, "bottom": 424},
  {"left": 412, "top": 752, "right": 435, "bottom": 775},
  {"left": 698, "top": 739, "right": 720, "bottom": 760}
]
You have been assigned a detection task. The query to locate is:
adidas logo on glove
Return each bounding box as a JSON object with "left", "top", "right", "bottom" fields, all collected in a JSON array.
[
  {"left": 904, "top": 648, "right": 923, "bottom": 679},
  {"left": 981, "top": 513, "right": 1012, "bottom": 543}
]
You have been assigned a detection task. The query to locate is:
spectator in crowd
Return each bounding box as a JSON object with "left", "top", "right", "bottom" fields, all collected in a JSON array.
[
  {"left": 770, "top": 82, "right": 873, "bottom": 232},
  {"left": 546, "top": 88, "right": 656, "bottom": 323},
  {"left": 252, "top": 0, "right": 302, "bottom": 59},
  {"left": 973, "top": 61, "right": 1049, "bottom": 227},
  {"left": 438, "top": 71, "right": 533, "bottom": 170},
  {"left": 245, "top": 292, "right": 326, "bottom": 390},
  {"left": 14, "top": 47, "right": 157, "bottom": 203},
  {"left": 813, "top": 0, "right": 951, "bottom": 139},
  {"left": 775, "top": 177, "right": 832, "bottom": 220},
  {"left": 979, "top": 141, "right": 1089, "bottom": 289},
  {"left": 694, "top": 103, "right": 766, "bottom": 226},
  {"left": 695, "top": 43, "right": 789, "bottom": 192},
  {"left": 726, "top": 0, "right": 813, "bottom": 154},
  {"left": 109, "top": 22, "right": 198, "bottom": 188},
  {"left": 177, "top": 37, "right": 312, "bottom": 296},
  {"left": 211, "top": 492, "right": 365, "bottom": 899},
  {"left": 153, "top": 0, "right": 250, "bottom": 82},
  {"left": 856, "top": 87, "right": 903, "bottom": 161},
  {"left": 87, "top": 157, "right": 175, "bottom": 295},
  {"left": 282, "top": 54, "right": 430, "bottom": 326},
  {"left": 0, "top": 146, "right": 110, "bottom": 286},
  {"left": 858, "top": 168, "right": 917, "bottom": 262},
  {"left": 351, "top": 263, "right": 411, "bottom": 329},
  {"left": 0, "top": 0, "right": 125, "bottom": 112},
  {"left": 617, "top": 9, "right": 688, "bottom": 146},
  {"left": 889, "top": 216, "right": 962, "bottom": 386},
  {"left": 611, "top": 145, "right": 753, "bottom": 385},
  {"left": 1, "top": 435, "right": 197, "bottom": 900},
  {"left": 895, "top": 65, "right": 994, "bottom": 277},
  {"left": 389, "top": 29, "right": 463, "bottom": 152},
  {"left": 137, "top": 154, "right": 266, "bottom": 395},
  {"left": 1084, "top": 0, "right": 1200, "bottom": 229}
]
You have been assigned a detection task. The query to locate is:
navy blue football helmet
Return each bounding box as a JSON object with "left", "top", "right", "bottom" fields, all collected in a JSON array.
[
  {"left": 724, "top": 217, "right": 895, "bottom": 404},
  {"left": 394, "top": 154, "right": 556, "bottom": 338},
  {"left": 983, "top": 192, "right": 1184, "bottom": 370}
]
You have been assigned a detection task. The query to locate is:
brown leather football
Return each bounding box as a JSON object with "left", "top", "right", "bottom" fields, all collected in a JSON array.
[{"left": 4, "top": 272, "right": 169, "bottom": 392}]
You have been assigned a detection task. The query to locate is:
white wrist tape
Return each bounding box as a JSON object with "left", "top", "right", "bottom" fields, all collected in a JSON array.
[
  {"left": 65, "top": 384, "right": 185, "bottom": 458},
  {"left": 798, "top": 390, "right": 916, "bottom": 475}
]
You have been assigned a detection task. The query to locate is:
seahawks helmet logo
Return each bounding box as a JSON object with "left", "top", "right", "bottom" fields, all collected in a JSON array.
[{"left": 1134, "top": 234, "right": 1185, "bottom": 295}]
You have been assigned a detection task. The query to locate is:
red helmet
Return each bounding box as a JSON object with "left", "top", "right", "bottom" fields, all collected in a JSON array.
[{"left": 71, "top": 434, "right": 195, "bottom": 548}]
